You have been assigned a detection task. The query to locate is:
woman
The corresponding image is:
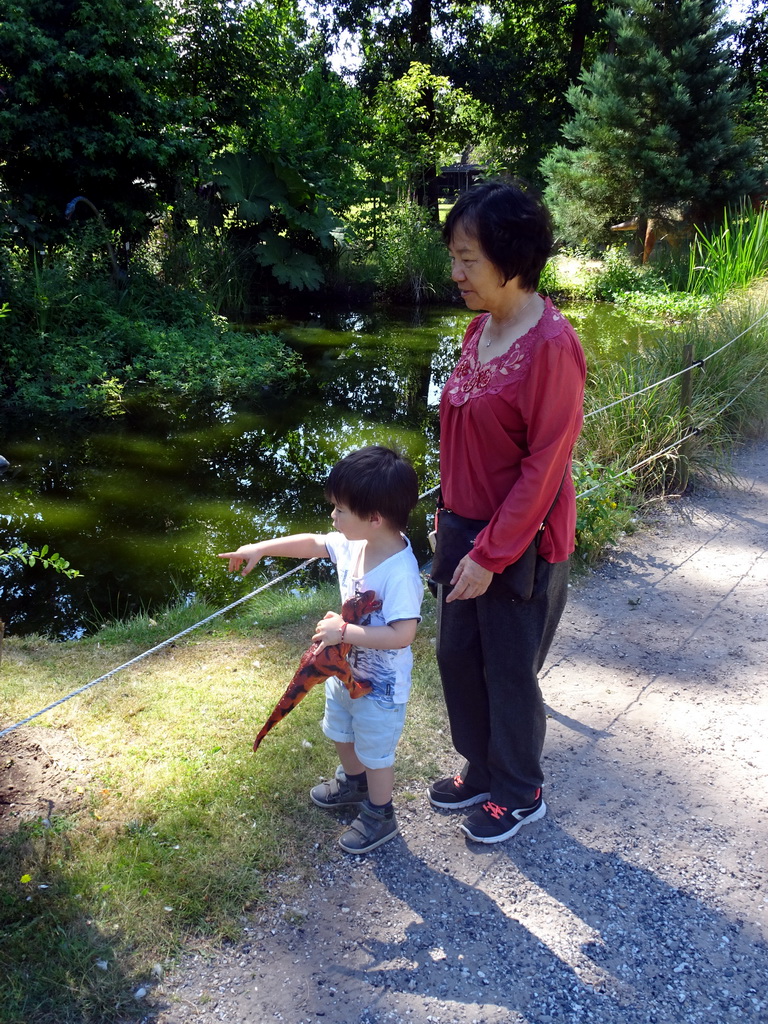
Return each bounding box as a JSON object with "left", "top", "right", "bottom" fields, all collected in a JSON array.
[{"left": 428, "top": 180, "right": 586, "bottom": 843}]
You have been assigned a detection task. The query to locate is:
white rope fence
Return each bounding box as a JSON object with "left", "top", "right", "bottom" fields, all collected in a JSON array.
[{"left": 0, "top": 559, "right": 317, "bottom": 739}]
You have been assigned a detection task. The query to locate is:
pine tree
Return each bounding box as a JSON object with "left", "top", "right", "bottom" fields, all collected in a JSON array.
[{"left": 541, "top": 0, "right": 761, "bottom": 248}]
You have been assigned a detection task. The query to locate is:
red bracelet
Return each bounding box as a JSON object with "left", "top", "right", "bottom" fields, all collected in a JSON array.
[{"left": 339, "top": 622, "right": 347, "bottom": 642}]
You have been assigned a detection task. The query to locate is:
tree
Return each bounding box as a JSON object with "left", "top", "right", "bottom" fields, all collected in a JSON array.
[
  {"left": 324, "top": 0, "right": 460, "bottom": 213},
  {"left": 541, "top": 0, "right": 761, "bottom": 251},
  {"left": 367, "top": 62, "right": 485, "bottom": 201},
  {"left": 734, "top": 0, "right": 768, "bottom": 94},
  {"left": 0, "top": 0, "right": 194, "bottom": 245},
  {"left": 733, "top": 0, "right": 768, "bottom": 172},
  {"left": 449, "top": 0, "right": 609, "bottom": 183},
  {"left": 165, "top": 0, "right": 313, "bottom": 151},
  {"left": 258, "top": 66, "right": 370, "bottom": 216},
  {"left": 326, "top": 0, "right": 609, "bottom": 190}
]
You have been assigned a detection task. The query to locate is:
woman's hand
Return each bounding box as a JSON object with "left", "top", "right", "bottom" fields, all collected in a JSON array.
[
  {"left": 312, "top": 611, "right": 345, "bottom": 652},
  {"left": 445, "top": 555, "right": 494, "bottom": 602}
]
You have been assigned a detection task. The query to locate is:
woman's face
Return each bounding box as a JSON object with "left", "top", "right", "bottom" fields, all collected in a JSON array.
[{"left": 447, "top": 221, "right": 507, "bottom": 312}]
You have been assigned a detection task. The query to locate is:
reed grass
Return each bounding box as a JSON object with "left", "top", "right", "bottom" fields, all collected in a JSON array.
[
  {"left": 578, "top": 297, "right": 768, "bottom": 502},
  {"left": 686, "top": 202, "right": 768, "bottom": 301}
]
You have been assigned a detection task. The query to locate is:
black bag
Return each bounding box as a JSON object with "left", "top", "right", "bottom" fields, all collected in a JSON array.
[
  {"left": 429, "top": 508, "right": 540, "bottom": 601},
  {"left": 428, "top": 471, "right": 568, "bottom": 601}
]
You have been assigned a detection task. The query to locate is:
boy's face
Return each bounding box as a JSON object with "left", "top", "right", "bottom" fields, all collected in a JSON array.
[{"left": 330, "top": 500, "right": 375, "bottom": 541}]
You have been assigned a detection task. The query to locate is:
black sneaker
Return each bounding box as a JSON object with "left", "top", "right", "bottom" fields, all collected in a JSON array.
[
  {"left": 338, "top": 800, "right": 399, "bottom": 854},
  {"left": 427, "top": 773, "right": 490, "bottom": 810},
  {"left": 460, "top": 791, "right": 547, "bottom": 843},
  {"left": 310, "top": 766, "right": 369, "bottom": 808}
]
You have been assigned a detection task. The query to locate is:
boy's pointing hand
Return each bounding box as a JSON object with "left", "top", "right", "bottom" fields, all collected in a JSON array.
[{"left": 218, "top": 545, "right": 263, "bottom": 576}]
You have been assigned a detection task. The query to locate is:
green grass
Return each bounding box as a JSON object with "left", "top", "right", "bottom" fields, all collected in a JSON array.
[
  {"left": 577, "top": 296, "right": 768, "bottom": 504},
  {"left": 0, "top": 584, "right": 448, "bottom": 1024}
]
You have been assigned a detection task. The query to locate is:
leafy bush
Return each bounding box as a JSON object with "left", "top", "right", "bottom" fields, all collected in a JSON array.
[
  {"left": 592, "top": 245, "right": 663, "bottom": 300},
  {"left": 573, "top": 458, "right": 636, "bottom": 564},
  {"left": 124, "top": 322, "right": 300, "bottom": 399},
  {"left": 0, "top": 256, "right": 305, "bottom": 415},
  {"left": 371, "top": 200, "right": 450, "bottom": 302},
  {"left": 613, "top": 289, "right": 716, "bottom": 325}
]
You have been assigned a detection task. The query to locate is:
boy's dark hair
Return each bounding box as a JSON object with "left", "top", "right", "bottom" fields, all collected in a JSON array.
[
  {"left": 443, "top": 180, "right": 553, "bottom": 291},
  {"left": 325, "top": 446, "right": 419, "bottom": 533}
]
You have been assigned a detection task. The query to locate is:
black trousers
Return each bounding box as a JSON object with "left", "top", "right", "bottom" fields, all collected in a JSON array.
[{"left": 436, "top": 557, "right": 570, "bottom": 808}]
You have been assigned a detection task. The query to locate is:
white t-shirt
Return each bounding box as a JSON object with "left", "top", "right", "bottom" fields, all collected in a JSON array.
[{"left": 323, "top": 532, "right": 423, "bottom": 705}]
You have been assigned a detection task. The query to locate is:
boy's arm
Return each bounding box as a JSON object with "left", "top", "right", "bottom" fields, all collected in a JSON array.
[
  {"left": 218, "top": 534, "right": 329, "bottom": 577},
  {"left": 313, "top": 613, "right": 418, "bottom": 652}
]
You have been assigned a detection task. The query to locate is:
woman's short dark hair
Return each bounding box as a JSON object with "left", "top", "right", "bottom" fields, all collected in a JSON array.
[
  {"left": 443, "top": 180, "right": 553, "bottom": 291},
  {"left": 325, "top": 445, "right": 419, "bottom": 533}
]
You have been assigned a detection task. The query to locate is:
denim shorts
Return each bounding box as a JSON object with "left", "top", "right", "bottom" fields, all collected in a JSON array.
[{"left": 321, "top": 676, "right": 406, "bottom": 770}]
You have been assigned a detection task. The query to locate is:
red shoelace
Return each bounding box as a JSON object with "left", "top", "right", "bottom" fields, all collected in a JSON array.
[
  {"left": 483, "top": 801, "right": 508, "bottom": 820},
  {"left": 482, "top": 789, "right": 541, "bottom": 819}
]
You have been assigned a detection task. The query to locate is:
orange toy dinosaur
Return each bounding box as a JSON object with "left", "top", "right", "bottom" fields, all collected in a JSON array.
[{"left": 252, "top": 589, "right": 382, "bottom": 751}]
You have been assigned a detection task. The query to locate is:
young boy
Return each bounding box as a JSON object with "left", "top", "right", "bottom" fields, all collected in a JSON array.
[{"left": 219, "top": 445, "right": 423, "bottom": 854}]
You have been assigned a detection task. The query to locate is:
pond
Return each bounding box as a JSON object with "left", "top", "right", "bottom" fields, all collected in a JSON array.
[{"left": 0, "top": 300, "right": 657, "bottom": 639}]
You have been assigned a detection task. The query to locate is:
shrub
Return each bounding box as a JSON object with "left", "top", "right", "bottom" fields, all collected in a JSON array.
[
  {"left": 593, "top": 245, "right": 663, "bottom": 300},
  {"left": 573, "top": 458, "right": 636, "bottom": 564},
  {"left": 613, "top": 290, "right": 716, "bottom": 326},
  {"left": 0, "top": 255, "right": 305, "bottom": 415},
  {"left": 371, "top": 199, "right": 450, "bottom": 303}
]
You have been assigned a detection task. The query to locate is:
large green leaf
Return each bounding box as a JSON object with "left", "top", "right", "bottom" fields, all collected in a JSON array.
[
  {"left": 254, "top": 230, "right": 324, "bottom": 290},
  {"left": 271, "top": 159, "right": 312, "bottom": 207},
  {"left": 212, "top": 151, "right": 286, "bottom": 223},
  {"left": 283, "top": 201, "right": 346, "bottom": 249}
]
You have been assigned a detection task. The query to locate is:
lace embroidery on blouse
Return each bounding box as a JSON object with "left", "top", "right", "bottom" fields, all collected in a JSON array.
[{"left": 445, "top": 298, "right": 566, "bottom": 407}]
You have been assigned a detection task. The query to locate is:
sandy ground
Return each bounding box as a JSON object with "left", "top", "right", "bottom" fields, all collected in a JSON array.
[
  {"left": 3, "top": 441, "right": 767, "bottom": 1023},
  {"left": 145, "top": 440, "right": 768, "bottom": 1024}
]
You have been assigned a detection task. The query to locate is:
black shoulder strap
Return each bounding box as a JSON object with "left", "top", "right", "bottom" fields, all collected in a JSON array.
[{"left": 535, "top": 464, "right": 570, "bottom": 545}]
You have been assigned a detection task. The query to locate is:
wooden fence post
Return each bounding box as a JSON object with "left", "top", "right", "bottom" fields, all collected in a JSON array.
[{"left": 677, "top": 342, "right": 694, "bottom": 492}]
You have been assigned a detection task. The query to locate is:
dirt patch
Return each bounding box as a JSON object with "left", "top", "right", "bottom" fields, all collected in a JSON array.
[{"left": 0, "top": 726, "right": 93, "bottom": 834}]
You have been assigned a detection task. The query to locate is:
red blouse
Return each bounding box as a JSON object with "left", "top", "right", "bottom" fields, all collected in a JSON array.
[{"left": 439, "top": 297, "right": 587, "bottom": 570}]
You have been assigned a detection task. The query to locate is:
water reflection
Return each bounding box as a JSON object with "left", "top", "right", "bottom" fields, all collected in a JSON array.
[
  {"left": 0, "top": 307, "right": 468, "bottom": 639},
  {"left": 559, "top": 299, "right": 660, "bottom": 361},
  {"left": 0, "top": 301, "right": 654, "bottom": 640}
]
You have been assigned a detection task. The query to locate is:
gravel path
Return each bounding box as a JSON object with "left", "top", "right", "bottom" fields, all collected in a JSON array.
[{"left": 149, "top": 441, "right": 768, "bottom": 1024}]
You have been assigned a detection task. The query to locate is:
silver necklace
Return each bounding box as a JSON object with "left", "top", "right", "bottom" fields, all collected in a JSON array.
[{"left": 485, "top": 294, "right": 537, "bottom": 347}]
